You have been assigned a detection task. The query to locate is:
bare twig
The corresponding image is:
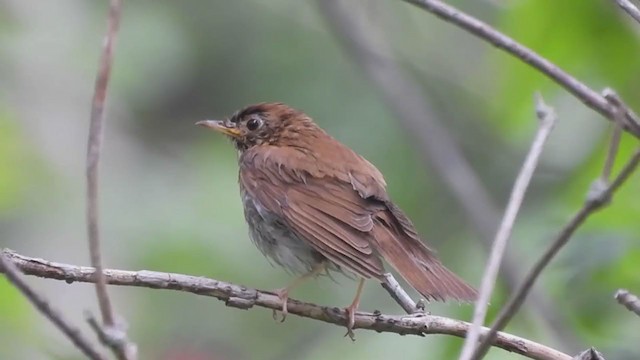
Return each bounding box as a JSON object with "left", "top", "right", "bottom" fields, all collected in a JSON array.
[
  {"left": 601, "top": 126, "right": 622, "bottom": 182},
  {"left": 601, "top": 88, "right": 630, "bottom": 181},
  {"left": 0, "top": 254, "right": 106, "bottom": 360},
  {"left": 381, "top": 273, "right": 420, "bottom": 314},
  {"left": 614, "top": 289, "right": 640, "bottom": 318},
  {"left": 471, "top": 149, "right": 640, "bottom": 359},
  {"left": 402, "top": 0, "right": 640, "bottom": 139},
  {"left": 613, "top": 0, "right": 640, "bottom": 24},
  {"left": 1, "top": 249, "right": 572, "bottom": 360},
  {"left": 318, "top": 1, "right": 579, "bottom": 349},
  {"left": 87, "top": 0, "right": 121, "bottom": 325},
  {"left": 459, "top": 95, "right": 557, "bottom": 360},
  {"left": 86, "top": 1, "right": 135, "bottom": 359}
]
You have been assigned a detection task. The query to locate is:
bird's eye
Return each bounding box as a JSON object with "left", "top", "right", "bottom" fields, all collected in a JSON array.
[{"left": 246, "top": 117, "right": 263, "bottom": 131}]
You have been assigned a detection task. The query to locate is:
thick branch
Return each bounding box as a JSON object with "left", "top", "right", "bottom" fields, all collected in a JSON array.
[
  {"left": 1, "top": 249, "right": 571, "bottom": 360},
  {"left": 402, "top": 0, "right": 640, "bottom": 139}
]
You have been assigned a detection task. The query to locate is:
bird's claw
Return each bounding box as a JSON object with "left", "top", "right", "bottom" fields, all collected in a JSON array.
[
  {"left": 272, "top": 288, "right": 289, "bottom": 323},
  {"left": 343, "top": 305, "right": 357, "bottom": 341}
]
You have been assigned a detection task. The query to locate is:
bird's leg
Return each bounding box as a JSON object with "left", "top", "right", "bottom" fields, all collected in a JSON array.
[
  {"left": 272, "top": 262, "right": 326, "bottom": 322},
  {"left": 344, "top": 278, "right": 365, "bottom": 341}
]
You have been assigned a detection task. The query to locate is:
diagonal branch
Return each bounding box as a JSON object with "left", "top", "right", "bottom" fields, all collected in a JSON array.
[
  {"left": 382, "top": 273, "right": 420, "bottom": 314},
  {"left": 1, "top": 249, "right": 572, "bottom": 360},
  {"left": 0, "top": 254, "right": 106, "bottom": 360},
  {"left": 402, "top": 0, "right": 640, "bottom": 139},
  {"left": 460, "top": 95, "right": 557, "bottom": 360},
  {"left": 614, "top": 289, "right": 640, "bottom": 318},
  {"left": 613, "top": 0, "right": 640, "bottom": 24},
  {"left": 471, "top": 149, "right": 640, "bottom": 359}
]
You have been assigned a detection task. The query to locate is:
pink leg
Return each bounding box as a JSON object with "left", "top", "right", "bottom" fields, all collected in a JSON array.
[
  {"left": 344, "top": 278, "right": 365, "bottom": 341},
  {"left": 271, "top": 262, "right": 326, "bottom": 322}
]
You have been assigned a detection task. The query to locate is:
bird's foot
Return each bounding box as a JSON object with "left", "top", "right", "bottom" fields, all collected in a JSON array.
[
  {"left": 343, "top": 303, "right": 358, "bottom": 341},
  {"left": 271, "top": 288, "right": 289, "bottom": 322}
]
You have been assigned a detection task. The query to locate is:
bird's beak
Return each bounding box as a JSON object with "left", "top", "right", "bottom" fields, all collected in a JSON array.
[{"left": 195, "top": 120, "right": 241, "bottom": 138}]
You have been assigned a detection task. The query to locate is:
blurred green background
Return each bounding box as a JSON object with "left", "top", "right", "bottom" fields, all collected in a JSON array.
[{"left": 1, "top": 0, "right": 639, "bottom": 359}]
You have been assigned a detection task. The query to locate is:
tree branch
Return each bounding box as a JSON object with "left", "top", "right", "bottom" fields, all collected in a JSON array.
[
  {"left": 613, "top": 0, "right": 640, "bottom": 24},
  {"left": 381, "top": 273, "right": 420, "bottom": 314},
  {"left": 402, "top": 0, "right": 640, "bottom": 139},
  {"left": 86, "top": 0, "right": 135, "bottom": 358},
  {"left": 1, "top": 249, "right": 572, "bottom": 360},
  {"left": 471, "top": 149, "right": 640, "bottom": 359},
  {"left": 460, "top": 95, "right": 557, "bottom": 360},
  {"left": 614, "top": 289, "right": 640, "bottom": 318},
  {"left": 0, "top": 254, "right": 106, "bottom": 360}
]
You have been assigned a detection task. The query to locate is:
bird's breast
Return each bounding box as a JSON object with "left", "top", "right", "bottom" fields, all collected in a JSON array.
[{"left": 239, "top": 185, "right": 323, "bottom": 275}]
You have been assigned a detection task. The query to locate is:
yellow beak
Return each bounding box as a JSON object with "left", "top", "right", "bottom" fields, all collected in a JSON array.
[{"left": 195, "top": 120, "right": 241, "bottom": 138}]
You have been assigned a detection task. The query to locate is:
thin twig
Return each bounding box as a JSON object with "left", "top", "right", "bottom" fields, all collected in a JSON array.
[
  {"left": 402, "top": 0, "right": 640, "bottom": 139},
  {"left": 459, "top": 95, "right": 557, "bottom": 360},
  {"left": 614, "top": 0, "right": 640, "bottom": 24},
  {"left": 318, "top": 2, "right": 580, "bottom": 349},
  {"left": 601, "top": 88, "right": 629, "bottom": 181},
  {"left": 1, "top": 249, "right": 572, "bottom": 360},
  {"left": 86, "top": 1, "right": 134, "bottom": 359},
  {"left": 614, "top": 289, "right": 640, "bottom": 318},
  {"left": 471, "top": 149, "right": 640, "bottom": 359},
  {"left": 601, "top": 126, "right": 622, "bottom": 182},
  {"left": 0, "top": 254, "right": 106, "bottom": 360},
  {"left": 381, "top": 273, "right": 420, "bottom": 314}
]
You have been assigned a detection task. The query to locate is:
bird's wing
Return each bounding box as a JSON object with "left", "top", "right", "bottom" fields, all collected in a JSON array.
[
  {"left": 240, "top": 145, "right": 477, "bottom": 301},
  {"left": 239, "top": 146, "right": 386, "bottom": 279}
]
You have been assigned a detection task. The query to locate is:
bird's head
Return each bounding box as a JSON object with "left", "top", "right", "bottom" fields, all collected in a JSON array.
[{"left": 196, "top": 102, "right": 320, "bottom": 152}]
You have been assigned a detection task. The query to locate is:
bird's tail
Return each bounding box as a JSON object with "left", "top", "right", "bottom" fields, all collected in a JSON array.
[{"left": 371, "top": 208, "right": 477, "bottom": 302}]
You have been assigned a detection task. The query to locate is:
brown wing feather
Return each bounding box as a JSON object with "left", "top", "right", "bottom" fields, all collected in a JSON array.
[
  {"left": 240, "top": 161, "right": 385, "bottom": 279},
  {"left": 240, "top": 141, "right": 476, "bottom": 302},
  {"left": 285, "top": 196, "right": 384, "bottom": 278}
]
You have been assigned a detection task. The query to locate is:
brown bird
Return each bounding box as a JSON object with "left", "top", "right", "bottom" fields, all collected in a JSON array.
[{"left": 197, "top": 103, "right": 476, "bottom": 339}]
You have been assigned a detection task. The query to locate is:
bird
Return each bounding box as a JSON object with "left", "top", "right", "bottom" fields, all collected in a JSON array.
[{"left": 196, "top": 102, "right": 477, "bottom": 339}]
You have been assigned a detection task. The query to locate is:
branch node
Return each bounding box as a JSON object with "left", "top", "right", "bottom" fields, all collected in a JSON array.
[
  {"left": 225, "top": 296, "right": 257, "bottom": 310},
  {"left": 602, "top": 87, "right": 640, "bottom": 131},
  {"left": 86, "top": 312, "right": 137, "bottom": 360},
  {"left": 585, "top": 178, "right": 611, "bottom": 208},
  {"left": 534, "top": 92, "right": 556, "bottom": 127},
  {"left": 614, "top": 289, "right": 640, "bottom": 317}
]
